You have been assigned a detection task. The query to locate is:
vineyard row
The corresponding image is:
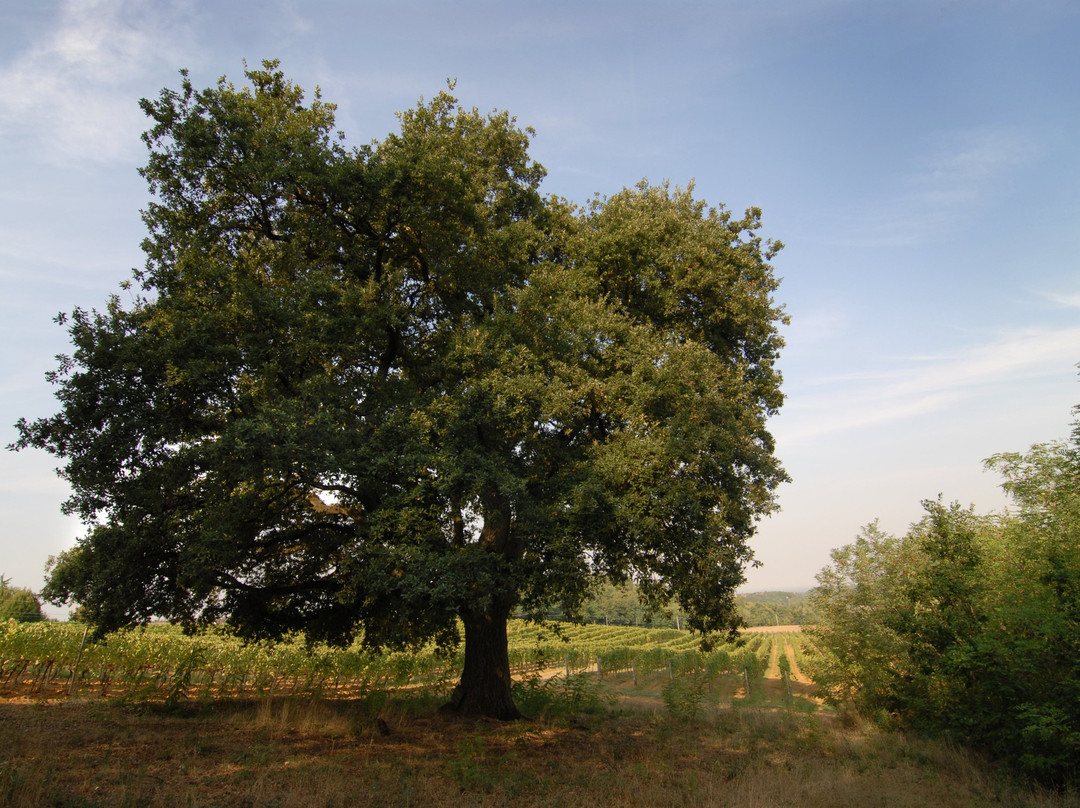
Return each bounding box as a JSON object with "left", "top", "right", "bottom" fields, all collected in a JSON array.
[{"left": 0, "top": 619, "right": 803, "bottom": 701}]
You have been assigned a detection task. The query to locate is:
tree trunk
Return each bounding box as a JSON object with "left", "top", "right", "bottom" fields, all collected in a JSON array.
[{"left": 443, "top": 595, "right": 521, "bottom": 720}]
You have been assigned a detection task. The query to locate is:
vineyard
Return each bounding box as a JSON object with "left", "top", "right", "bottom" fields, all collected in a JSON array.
[
  {"left": 0, "top": 618, "right": 812, "bottom": 707},
  {"left": 4, "top": 619, "right": 1070, "bottom": 808}
]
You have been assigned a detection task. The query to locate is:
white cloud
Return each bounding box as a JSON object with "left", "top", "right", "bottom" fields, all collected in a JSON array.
[
  {"left": 1040, "top": 290, "right": 1080, "bottom": 309},
  {"left": 0, "top": 0, "right": 199, "bottom": 165},
  {"left": 778, "top": 325, "right": 1080, "bottom": 444}
]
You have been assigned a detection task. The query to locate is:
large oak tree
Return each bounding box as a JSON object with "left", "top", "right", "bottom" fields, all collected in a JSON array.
[{"left": 13, "top": 62, "right": 788, "bottom": 718}]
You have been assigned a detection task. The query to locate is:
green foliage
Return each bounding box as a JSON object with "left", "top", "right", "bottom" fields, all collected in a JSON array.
[
  {"left": 511, "top": 672, "right": 613, "bottom": 718},
  {"left": 549, "top": 582, "right": 816, "bottom": 629},
  {"left": 1, "top": 618, "right": 786, "bottom": 703},
  {"left": 0, "top": 620, "right": 457, "bottom": 700},
  {"left": 576, "top": 581, "right": 660, "bottom": 626},
  {"left": 449, "top": 733, "right": 493, "bottom": 791},
  {"left": 661, "top": 671, "right": 709, "bottom": 720},
  {"left": 737, "top": 591, "right": 817, "bottom": 627},
  {"left": 808, "top": 407, "right": 1080, "bottom": 785},
  {"left": 0, "top": 578, "right": 44, "bottom": 623},
  {"left": 11, "top": 61, "right": 787, "bottom": 716}
]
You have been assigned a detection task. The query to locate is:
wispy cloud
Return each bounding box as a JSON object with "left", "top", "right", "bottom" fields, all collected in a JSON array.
[
  {"left": 778, "top": 325, "right": 1080, "bottom": 444},
  {"left": 835, "top": 127, "right": 1040, "bottom": 248},
  {"left": 0, "top": 0, "right": 198, "bottom": 165},
  {"left": 908, "top": 130, "right": 1036, "bottom": 206},
  {"left": 1039, "top": 290, "right": 1080, "bottom": 309}
]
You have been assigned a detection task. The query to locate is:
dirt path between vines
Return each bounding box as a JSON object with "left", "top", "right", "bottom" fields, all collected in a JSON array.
[{"left": 784, "top": 639, "right": 810, "bottom": 684}]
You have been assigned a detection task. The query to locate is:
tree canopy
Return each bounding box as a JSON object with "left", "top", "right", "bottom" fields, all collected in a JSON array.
[{"left": 12, "top": 62, "right": 788, "bottom": 718}]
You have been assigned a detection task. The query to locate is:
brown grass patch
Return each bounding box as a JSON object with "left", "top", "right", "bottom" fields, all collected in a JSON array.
[{"left": 1, "top": 691, "right": 1073, "bottom": 808}]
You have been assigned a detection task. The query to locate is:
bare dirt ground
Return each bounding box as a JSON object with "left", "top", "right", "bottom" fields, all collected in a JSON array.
[{"left": 785, "top": 639, "right": 810, "bottom": 683}]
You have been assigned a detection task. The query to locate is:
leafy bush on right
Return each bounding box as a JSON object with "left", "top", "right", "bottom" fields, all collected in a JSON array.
[{"left": 807, "top": 406, "right": 1080, "bottom": 786}]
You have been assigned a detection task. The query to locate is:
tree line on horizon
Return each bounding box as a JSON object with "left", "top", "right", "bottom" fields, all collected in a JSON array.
[{"left": 542, "top": 583, "right": 816, "bottom": 628}]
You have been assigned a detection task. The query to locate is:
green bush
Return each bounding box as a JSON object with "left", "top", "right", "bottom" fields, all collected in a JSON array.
[
  {"left": 511, "top": 672, "right": 613, "bottom": 718},
  {"left": 0, "top": 577, "right": 44, "bottom": 623},
  {"left": 808, "top": 410, "right": 1080, "bottom": 787},
  {"left": 662, "top": 672, "right": 709, "bottom": 720}
]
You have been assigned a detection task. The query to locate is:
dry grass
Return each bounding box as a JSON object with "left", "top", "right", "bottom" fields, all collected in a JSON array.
[{"left": 1, "top": 685, "right": 1074, "bottom": 808}]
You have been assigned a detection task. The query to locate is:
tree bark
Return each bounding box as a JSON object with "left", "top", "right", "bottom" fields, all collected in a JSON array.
[
  {"left": 443, "top": 594, "right": 521, "bottom": 720},
  {"left": 442, "top": 487, "right": 522, "bottom": 719}
]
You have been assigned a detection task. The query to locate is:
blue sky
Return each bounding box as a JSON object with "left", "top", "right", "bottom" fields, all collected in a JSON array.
[{"left": 2, "top": 0, "right": 1078, "bottom": 614}]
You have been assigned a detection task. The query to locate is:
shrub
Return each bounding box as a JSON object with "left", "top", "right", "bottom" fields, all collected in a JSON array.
[{"left": 0, "top": 577, "right": 44, "bottom": 623}]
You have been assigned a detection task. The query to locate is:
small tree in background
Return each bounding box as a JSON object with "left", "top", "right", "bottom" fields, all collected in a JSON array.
[{"left": 0, "top": 576, "right": 45, "bottom": 622}]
